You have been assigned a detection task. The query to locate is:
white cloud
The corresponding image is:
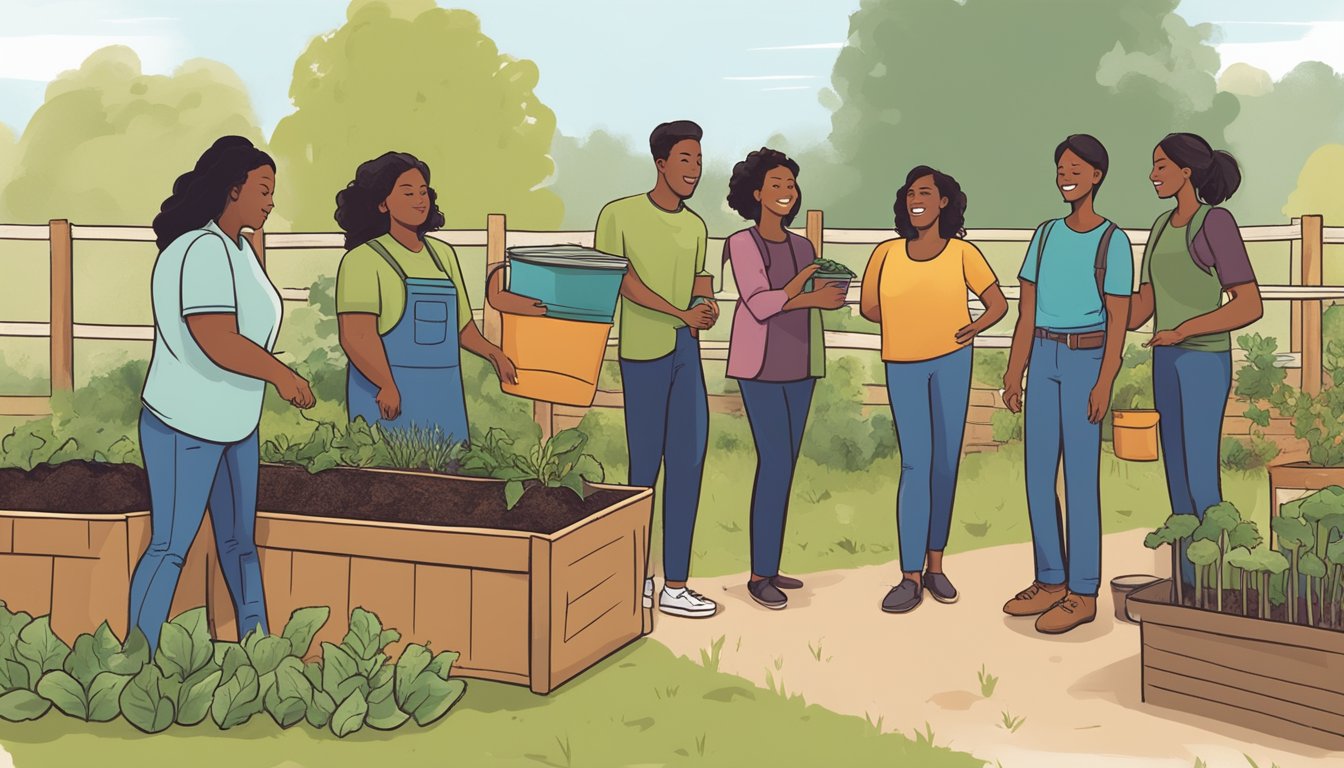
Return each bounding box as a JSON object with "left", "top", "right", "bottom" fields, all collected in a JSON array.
[
  {"left": 749, "top": 42, "right": 845, "bottom": 52},
  {"left": 723, "top": 75, "right": 818, "bottom": 81},
  {"left": 0, "top": 34, "right": 181, "bottom": 81},
  {"left": 1215, "top": 21, "right": 1344, "bottom": 78}
]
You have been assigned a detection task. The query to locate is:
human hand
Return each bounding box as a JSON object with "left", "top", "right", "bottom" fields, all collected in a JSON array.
[
  {"left": 681, "top": 303, "right": 716, "bottom": 330},
  {"left": 375, "top": 384, "right": 401, "bottom": 421},
  {"left": 491, "top": 290, "right": 547, "bottom": 317},
  {"left": 491, "top": 351, "right": 519, "bottom": 385},
  {"left": 1087, "top": 380, "right": 1114, "bottom": 424},
  {"left": 1144, "top": 328, "right": 1186, "bottom": 348},
  {"left": 954, "top": 321, "right": 983, "bottom": 346},
  {"left": 784, "top": 263, "right": 821, "bottom": 299},
  {"left": 812, "top": 282, "right": 847, "bottom": 310},
  {"left": 276, "top": 369, "right": 316, "bottom": 410},
  {"left": 1002, "top": 377, "right": 1023, "bottom": 414}
]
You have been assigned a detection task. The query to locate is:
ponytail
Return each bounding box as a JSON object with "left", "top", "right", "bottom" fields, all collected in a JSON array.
[{"left": 1157, "top": 133, "right": 1241, "bottom": 206}]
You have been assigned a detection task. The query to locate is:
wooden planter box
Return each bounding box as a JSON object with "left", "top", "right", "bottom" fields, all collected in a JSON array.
[
  {"left": 1269, "top": 463, "right": 1344, "bottom": 517},
  {"left": 199, "top": 468, "right": 654, "bottom": 695},
  {"left": 0, "top": 509, "right": 209, "bottom": 642},
  {"left": 1127, "top": 580, "right": 1344, "bottom": 749}
]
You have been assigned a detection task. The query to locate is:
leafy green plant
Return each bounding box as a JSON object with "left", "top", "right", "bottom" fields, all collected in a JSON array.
[
  {"left": 1144, "top": 514, "right": 1200, "bottom": 607},
  {"left": 998, "top": 710, "right": 1025, "bottom": 733},
  {"left": 1186, "top": 540, "right": 1221, "bottom": 610},
  {"left": 1271, "top": 514, "right": 1313, "bottom": 624},
  {"left": 977, "top": 665, "right": 998, "bottom": 698},
  {"left": 260, "top": 418, "right": 393, "bottom": 473},
  {"left": 990, "top": 410, "right": 1022, "bottom": 443},
  {"left": 34, "top": 622, "right": 141, "bottom": 723},
  {"left": 460, "top": 428, "right": 605, "bottom": 510},
  {"left": 381, "top": 423, "right": 464, "bottom": 474},
  {"left": 811, "top": 258, "right": 856, "bottom": 278},
  {"left": 1220, "top": 435, "right": 1280, "bottom": 472},
  {"left": 1235, "top": 333, "right": 1344, "bottom": 467}
]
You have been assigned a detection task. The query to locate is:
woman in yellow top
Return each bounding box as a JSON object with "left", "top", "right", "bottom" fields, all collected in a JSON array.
[{"left": 860, "top": 165, "right": 1008, "bottom": 615}]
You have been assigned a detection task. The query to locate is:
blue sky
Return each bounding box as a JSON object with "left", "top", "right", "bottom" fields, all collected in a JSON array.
[{"left": 2, "top": 0, "right": 1343, "bottom": 160}]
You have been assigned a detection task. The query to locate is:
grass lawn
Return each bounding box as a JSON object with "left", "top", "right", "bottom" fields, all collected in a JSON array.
[{"left": 0, "top": 639, "right": 981, "bottom": 768}]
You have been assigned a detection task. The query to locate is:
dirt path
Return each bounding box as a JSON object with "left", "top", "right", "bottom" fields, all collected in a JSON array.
[{"left": 650, "top": 531, "right": 1335, "bottom": 768}]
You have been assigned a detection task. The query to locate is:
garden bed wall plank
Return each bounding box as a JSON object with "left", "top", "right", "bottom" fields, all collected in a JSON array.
[
  {"left": 50, "top": 537, "right": 133, "bottom": 642},
  {"left": 1144, "top": 668, "right": 1344, "bottom": 745},
  {"left": 0, "top": 553, "right": 53, "bottom": 615},
  {"left": 1144, "top": 624, "right": 1344, "bottom": 691},
  {"left": 529, "top": 537, "right": 553, "bottom": 694},
  {"left": 11, "top": 517, "right": 97, "bottom": 558},
  {"left": 286, "top": 551, "right": 352, "bottom": 651},
  {"left": 468, "top": 570, "right": 529, "bottom": 677},
  {"left": 1130, "top": 584, "right": 1344, "bottom": 656},
  {"left": 411, "top": 564, "right": 472, "bottom": 666},
  {"left": 0, "top": 518, "right": 12, "bottom": 553},
  {"left": 256, "top": 548, "right": 295, "bottom": 647},
  {"left": 1144, "top": 685, "right": 1344, "bottom": 751},
  {"left": 348, "top": 558, "right": 416, "bottom": 656},
  {"left": 255, "top": 513, "right": 530, "bottom": 572},
  {"left": 1143, "top": 647, "right": 1344, "bottom": 716}
]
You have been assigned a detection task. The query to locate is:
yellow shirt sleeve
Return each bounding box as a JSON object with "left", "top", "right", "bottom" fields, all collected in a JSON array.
[
  {"left": 961, "top": 241, "right": 997, "bottom": 295},
  {"left": 861, "top": 241, "right": 890, "bottom": 312},
  {"left": 336, "top": 247, "right": 383, "bottom": 316},
  {"left": 595, "top": 201, "right": 623, "bottom": 257}
]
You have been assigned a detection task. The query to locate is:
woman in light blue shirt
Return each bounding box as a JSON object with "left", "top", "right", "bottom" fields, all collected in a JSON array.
[{"left": 132, "top": 136, "right": 315, "bottom": 651}]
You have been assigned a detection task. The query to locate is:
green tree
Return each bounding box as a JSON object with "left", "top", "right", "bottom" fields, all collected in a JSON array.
[
  {"left": 1283, "top": 143, "right": 1344, "bottom": 223},
  {"left": 270, "top": 0, "right": 561, "bottom": 231},
  {"left": 1223, "top": 62, "right": 1344, "bottom": 224},
  {"left": 0, "top": 46, "right": 263, "bottom": 224},
  {"left": 0, "top": 123, "right": 17, "bottom": 197},
  {"left": 823, "top": 0, "right": 1237, "bottom": 227}
]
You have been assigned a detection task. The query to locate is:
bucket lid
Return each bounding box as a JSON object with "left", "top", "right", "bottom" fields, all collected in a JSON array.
[{"left": 507, "top": 245, "right": 629, "bottom": 271}]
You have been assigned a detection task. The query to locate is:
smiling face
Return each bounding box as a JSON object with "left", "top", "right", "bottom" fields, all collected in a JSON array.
[
  {"left": 906, "top": 174, "right": 946, "bottom": 232},
  {"left": 380, "top": 168, "right": 431, "bottom": 229},
  {"left": 230, "top": 166, "right": 275, "bottom": 231},
  {"left": 1150, "top": 146, "right": 1189, "bottom": 200},
  {"left": 1056, "top": 149, "right": 1102, "bottom": 203},
  {"left": 754, "top": 165, "right": 798, "bottom": 221},
  {"left": 657, "top": 139, "right": 702, "bottom": 200}
]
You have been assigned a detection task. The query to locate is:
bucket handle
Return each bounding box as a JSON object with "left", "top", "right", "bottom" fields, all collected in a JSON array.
[{"left": 486, "top": 260, "right": 550, "bottom": 317}]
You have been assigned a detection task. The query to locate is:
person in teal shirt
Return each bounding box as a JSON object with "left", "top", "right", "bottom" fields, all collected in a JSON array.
[{"left": 133, "top": 136, "right": 315, "bottom": 652}]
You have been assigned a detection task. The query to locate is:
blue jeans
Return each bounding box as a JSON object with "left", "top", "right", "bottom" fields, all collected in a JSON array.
[
  {"left": 739, "top": 378, "right": 815, "bottom": 578},
  {"left": 1024, "top": 337, "right": 1104, "bottom": 596},
  {"left": 620, "top": 327, "right": 709, "bottom": 583},
  {"left": 129, "top": 409, "right": 269, "bottom": 651},
  {"left": 1154, "top": 346, "right": 1232, "bottom": 585},
  {"left": 886, "top": 347, "right": 973, "bottom": 573}
]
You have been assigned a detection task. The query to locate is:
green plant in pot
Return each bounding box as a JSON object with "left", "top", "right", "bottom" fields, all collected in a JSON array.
[{"left": 1144, "top": 513, "right": 1200, "bottom": 606}]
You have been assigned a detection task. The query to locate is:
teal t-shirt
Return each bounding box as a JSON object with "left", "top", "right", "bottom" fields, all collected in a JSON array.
[
  {"left": 1018, "top": 218, "right": 1134, "bottom": 332},
  {"left": 141, "top": 221, "right": 283, "bottom": 443}
]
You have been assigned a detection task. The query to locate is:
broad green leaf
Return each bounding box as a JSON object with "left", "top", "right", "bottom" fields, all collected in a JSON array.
[
  {"left": 306, "top": 689, "right": 336, "bottom": 729},
  {"left": 0, "top": 689, "right": 52, "bottom": 721},
  {"left": 37, "top": 670, "right": 89, "bottom": 720},
  {"left": 155, "top": 623, "right": 195, "bottom": 681},
  {"left": 545, "top": 429, "right": 587, "bottom": 460},
  {"left": 107, "top": 628, "right": 150, "bottom": 676},
  {"left": 410, "top": 677, "right": 466, "bottom": 727},
  {"left": 573, "top": 454, "right": 605, "bottom": 484},
  {"left": 245, "top": 635, "right": 293, "bottom": 676},
  {"left": 426, "top": 650, "right": 460, "bottom": 680},
  {"left": 557, "top": 472, "right": 585, "bottom": 500},
  {"left": 1186, "top": 539, "right": 1220, "bottom": 566},
  {"left": 377, "top": 630, "right": 401, "bottom": 652},
  {"left": 281, "top": 607, "right": 330, "bottom": 658},
  {"left": 65, "top": 624, "right": 121, "bottom": 688},
  {"left": 120, "top": 665, "right": 175, "bottom": 734},
  {"left": 266, "top": 694, "right": 307, "bottom": 729},
  {"left": 17, "top": 618, "right": 70, "bottom": 677},
  {"left": 303, "top": 660, "right": 323, "bottom": 691},
  {"left": 211, "top": 664, "right": 260, "bottom": 730},
  {"left": 5, "top": 659, "right": 31, "bottom": 691},
  {"left": 87, "top": 672, "right": 132, "bottom": 722},
  {"left": 320, "top": 642, "right": 364, "bottom": 702},
  {"left": 365, "top": 684, "right": 410, "bottom": 730},
  {"left": 0, "top": 604, "right": 34, "bottom": 659},
  {"left": 330, "top": 689, "right": 369, "bottom": 738},
  {"left": 275, "top": 657, "right": 313, "bottom": 707},
  {"left": 1301, "top": 552, "right": 1328, "bottom": 578},
  {"left": 167, "top": 608, "right": 214, "bottom": 676},
  {"left": 344, "top": 609, "right": 382, "bottom": 660},
  {"left": 176, "top": 667, "right": 221, "bottom": 726},
  {"left": 504, "top": 480, "right": 526, "bottom": 510},
  {"left": 394, "top": 645, "right": 432, "bottom": 708},
  {"left": 369, "top": 661, "right": 393, "bottom": 693},
  {"left": 219, "top": 643, "right": 249, "bottom": 683}
]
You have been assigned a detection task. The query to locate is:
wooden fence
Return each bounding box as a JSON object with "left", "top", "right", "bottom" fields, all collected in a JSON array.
[{"left": 2, "top": 213, "right": 1342, "bottom": 446}]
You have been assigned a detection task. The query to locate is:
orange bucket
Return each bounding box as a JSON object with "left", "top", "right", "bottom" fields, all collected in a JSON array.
[
  {"left": 1113, "top": 409, "right": 1161, "bottom": 462},
  {"left": 500, "top": 313, "right": 611, "bottom": 407}
]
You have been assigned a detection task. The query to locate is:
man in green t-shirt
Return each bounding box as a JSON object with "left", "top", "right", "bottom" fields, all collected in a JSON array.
[{"left": 595, "top": 120, "right": 719, "bottom": 619}]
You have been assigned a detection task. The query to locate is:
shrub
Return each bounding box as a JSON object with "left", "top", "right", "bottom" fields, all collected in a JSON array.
[
  {"left": 1219, "top": 435, "right": 1280, "bottom": 472},
  {"left": 1235, "top": 332, "right": 1344, "bottom": 467}
]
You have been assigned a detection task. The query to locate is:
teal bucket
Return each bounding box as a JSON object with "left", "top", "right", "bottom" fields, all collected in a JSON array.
[{"left": 506, "top": 246, "right": 629, "bottom": 323}]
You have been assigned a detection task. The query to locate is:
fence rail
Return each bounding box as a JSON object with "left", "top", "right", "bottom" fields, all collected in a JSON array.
[{"left": 2, "top": 213, "right": 1339, "bottom": 424}]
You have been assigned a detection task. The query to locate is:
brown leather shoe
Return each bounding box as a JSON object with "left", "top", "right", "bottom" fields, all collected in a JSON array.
[
  {"left": 1035, "top": 593, "right": 1097, "bottom": 635},
  {"left": 1002, "top": 581, "right": 1067, "bottom": 617}
]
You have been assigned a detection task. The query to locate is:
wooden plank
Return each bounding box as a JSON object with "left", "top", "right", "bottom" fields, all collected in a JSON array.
[
  {"left": 1129, "top": 581, "right": 1344, "bottom": 655},
  {"left": 1144, "top": 647, "right": 1344, "bottom": 716},
  {"left": 49, "top": 219, "right": 74, "bottom": 392},
  {"left": 1144, "top": 684, "right": 1344, "bottom": 750},
  {"left": 0, "top": 396, "right": 51, "bottom": 417},
  {"left": 0, "top": 518, "right": 11, "bottom": 553},
  {"left": 0, "top": 554, "right": 54, "bottom": 616},
  {"left": 257, "top": 549, "right": 296, "bottom": 650},
  {"left": 411, "top": 564, "right": 472, "bottom": 663},
  {"left": 1144, "top": 667, "right": 1344, "bottom": 742},
  {"left": 470, "top": 570, "right": 529, "bottom": 676},
  {"left": 806, "top": 210, "right": 823, "bottom": 259},
  {"left": 534, "top": 400, "right": 554, "bottom": 444},
  {"left": 254, "top": 513, "right": 531, "bottom": 572},
  {"left": 1143, "top": 623, "right": 1344, "bottom": 689},
  {"left": 51, "top": 551, "right": 132, "bottom": 643},
  {"left": 348, "top": 558, "right": 416, "bottom": 657},
  {"left": 1301, "top": 215, "right": 1323, "bottom": 395},
  {"left": 287, "top": 551, "right": 352, "bottom": 652},
  {"left": 11, "top": 517, "right": 95, "bottom": 558},
  {"left": 529, "top": 536, "right": 553, "bottom": 694},
  {"left": 0, "top": 224, "right": 52, "bottom": 240},
  {"left": 68, "top": 225, "right": 156, "bottom": 243},
  {"left": 484, "top": 214, "right": 505, "bottom": 346}
]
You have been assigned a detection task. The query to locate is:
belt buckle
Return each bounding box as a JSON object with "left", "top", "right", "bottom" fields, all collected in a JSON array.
[{"left": 1066, "top": 333, "right": 1078, "bottom": 350}]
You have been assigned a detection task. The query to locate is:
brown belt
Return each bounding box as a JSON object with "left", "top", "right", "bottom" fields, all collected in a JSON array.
[{"left": 1034, "top": 328, "right": 1105, "bottom": 350}]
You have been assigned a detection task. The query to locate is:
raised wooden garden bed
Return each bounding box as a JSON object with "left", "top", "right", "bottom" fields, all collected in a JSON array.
[
  {"left": 0, "top": 462, "right": 653, "bottom": 695},
  {"left": 1269, "top": 463, "right": 1344, "bottom": 520},
  {"left": 1127, "top": 579, "right": 1344, "bottom": 749}
]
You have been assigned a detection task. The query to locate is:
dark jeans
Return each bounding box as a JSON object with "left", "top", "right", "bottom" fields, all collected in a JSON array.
[
  {"left": 620, "top": 327, "right": 709, "bottom": 583},
  {"left": 1154, "top": 346, "right": 1232, "bottom": 585},
  {"left": 739, "top": 378, "right": 815, "bottom": 578}
]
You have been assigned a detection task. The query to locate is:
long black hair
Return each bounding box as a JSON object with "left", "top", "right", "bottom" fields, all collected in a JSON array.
[
  {"left": 151, "top": 136, "right": 274, "bottom": 250},
  {"left": 334, "top": 152, "right": 445, "bottom": 250},
  {"left": 1157, "top": 132, "right": 1242, "bottom": 205},
  {"left": 1054, "top": 134, "right": 1110, "bottom": 198},
  {"left": 726, "top": 147, "right": 802, "bottom": 226},
  {"left": 893, "top": 165, "right": 967, "bottom": 239}
]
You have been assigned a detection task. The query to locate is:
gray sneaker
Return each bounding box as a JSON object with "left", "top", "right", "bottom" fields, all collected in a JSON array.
[
  {"left": 881, "top": 579, "right": 923, "bottom": 614},
  {"left": 748, "top": 578, "right": 788, "bottom": 610},
  {"left": 924, "top": 571, "right": 959, "bottom": 604}
]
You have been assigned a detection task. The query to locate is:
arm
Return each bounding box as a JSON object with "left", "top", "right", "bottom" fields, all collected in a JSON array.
[
  {"left": 1090, "top": 293, "right": 1132, "bottom": 422},
  {"left": 459, "top": 320, "right": 518, "bottom": 385},
  {"left": 186, "top": 314, "right": 313, "bottom": 407},
  {"left": 338, "top": 313, "right": 396, "bottom": 391},
  {"left": 858, "top": 244, "right": 885, "bottom": 323},
  {"left": 1150, "top": 282, "right": 1263, "bottom": 346},
  {"left": 957, "top": 283, "right": 1008, "bottom": 344},
  {"left": 1001, "top": 281, "right": 1035, "bottom": 412},
  {"left": 1128, "top": 283, "right": 1155, "bottom": 330},
  {"left": 726, "top": 236, "right": 815, "bottom": 321},
  {"left": 620, "top": 269, "right": 711, "bottom": 328},
  {"left": 486, "top": 263, "right": 546, "bottom": 316}
]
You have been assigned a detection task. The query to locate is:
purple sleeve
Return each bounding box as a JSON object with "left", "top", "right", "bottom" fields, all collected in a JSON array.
[
  {"left": 727, "top": 234, "right": 790, "bottom": 322},
  {"left": 1198, "top": 208, "right": 1256, "bottom": 288}
]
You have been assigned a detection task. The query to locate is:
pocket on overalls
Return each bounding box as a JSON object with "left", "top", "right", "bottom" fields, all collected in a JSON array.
[{"left": 413, "top": 300, "right": 449, "bottom": 345}]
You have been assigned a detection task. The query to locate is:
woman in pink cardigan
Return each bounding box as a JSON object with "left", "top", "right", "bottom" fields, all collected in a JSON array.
[{"left": 723, "top": 148, "right": 847, "bottom": 610}]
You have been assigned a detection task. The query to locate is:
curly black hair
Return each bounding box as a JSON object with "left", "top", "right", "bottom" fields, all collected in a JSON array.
[
  {"left": 334, "top": 152, "right": 445, "bottom": 250},
  {"left": 892, "top": 165, "right": 967, "bottom": 240},
  {"left": 726, "top": 148, "right": 802, "bottom": 226},
  {"left": 151, "top": 136, "right": 274, "bottom": 250}
]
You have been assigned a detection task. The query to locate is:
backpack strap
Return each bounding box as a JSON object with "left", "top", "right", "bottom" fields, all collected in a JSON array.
[
  {"left": 1031, "top": 219, "right": 1056, "bottom": 282},
  {"left": 1095, "top": 222, "right": 1118, "bottom": 302}
]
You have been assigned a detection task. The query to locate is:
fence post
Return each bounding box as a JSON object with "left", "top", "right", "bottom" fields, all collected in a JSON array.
[
  {"left": 1290, "top": 217, "right": 1302, "bottom": 359},
  {"left": 534, "top": 401, "right": 554, "bottom": 445},
  {"left": 485, "top": 213, "right": 505, "bottom": 346},
  {"left": 49, "top": 219, "right": 74, "bottom": 392},
  {"left": 806, "top": 209, "right": 823, "bottom": 259},
  {"left": 245, "top": 228, "right": 266, "bottom": 270},
  {"left": 1301, "top": 214, "right": 1323, "bottom": 396}
]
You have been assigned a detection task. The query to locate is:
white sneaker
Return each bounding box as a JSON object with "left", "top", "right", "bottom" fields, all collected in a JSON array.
[
  {"left": 643, "top": 578, "right": 655, "bottom": 609},
  {"left": 659, "top": 586, "right": 718, "bottom": 619}
]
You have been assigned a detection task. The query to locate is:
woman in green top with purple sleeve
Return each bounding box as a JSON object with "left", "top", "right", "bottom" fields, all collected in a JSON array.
[{"left": 1128, "top": 133, "right": 1263, "bottom": 586}]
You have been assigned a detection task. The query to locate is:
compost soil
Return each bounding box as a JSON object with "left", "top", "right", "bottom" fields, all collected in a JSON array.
[
  {"left": 0, "top": 461, "right": 636, "bottom": 535},
  {"left": 1166, "top": 587, "right": 1342, "bottom": 632}
]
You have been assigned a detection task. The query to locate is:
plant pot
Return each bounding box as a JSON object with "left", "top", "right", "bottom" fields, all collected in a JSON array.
[
  {"left": 1113, "top": 409, "right": 1160, "bottom": 462},
  {"left": 1109, "top": 574, "right": 1161, "bottom": 623},
  {"left": 1127, "top": 579, "right": 1344, "bottom": 749},
  {"left": 500, "top": 312, "right": 612, "bottom": 407}
]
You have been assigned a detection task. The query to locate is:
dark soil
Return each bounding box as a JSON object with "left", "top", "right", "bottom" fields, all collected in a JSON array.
[
  {"left": 0, "top": 461, "right": 637, "bottom": 535},
  {"left": 1155, "top": 585, "right": 1344, "bottom": 632}
]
